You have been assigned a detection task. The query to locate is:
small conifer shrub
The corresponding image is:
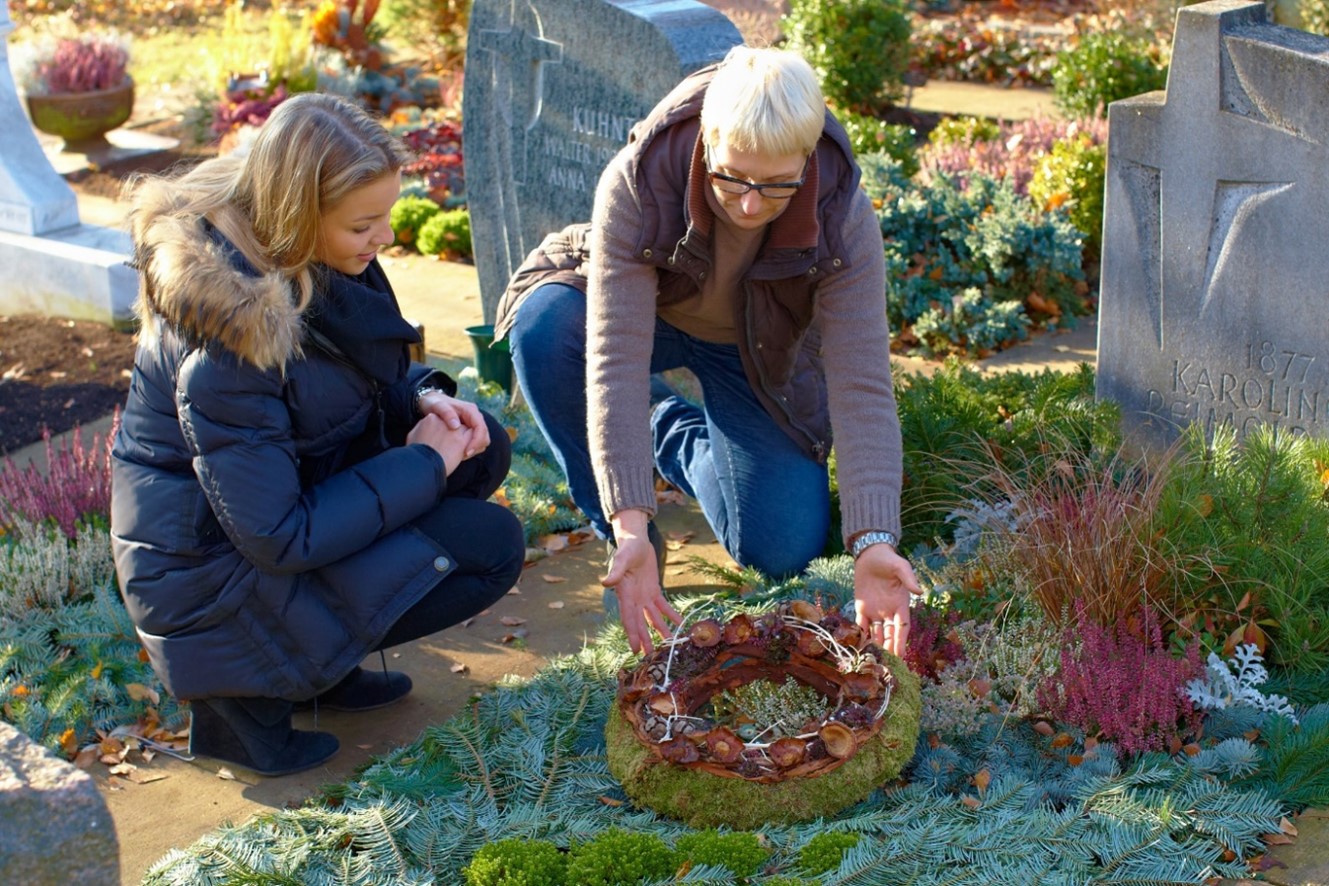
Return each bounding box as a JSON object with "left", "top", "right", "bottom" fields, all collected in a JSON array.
[
  {"left": 564, "top": 829, "right": 677, "bottom": 886},
  {"left": 417, "top": 207, "right": 472, "bottom": 259},
  {"left": 463, "top": 837, "right": 566, "bottom": 886}
]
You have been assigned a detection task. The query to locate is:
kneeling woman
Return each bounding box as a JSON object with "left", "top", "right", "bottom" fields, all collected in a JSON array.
[{"left": 110, "top": 93, "right": 525, "bottom": 776}]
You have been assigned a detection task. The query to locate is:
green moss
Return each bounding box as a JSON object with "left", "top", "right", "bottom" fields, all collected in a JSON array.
[
  {"left": 462, "top": 837, "right": 566, "bottom": 886},
  {"left": 605, "top": 653, "right": 921, "bottom": 829},
  {"left": 798, "top": 831, "right": 861, "bottom": 876},
  {"left": 674, "top": 830, "right": 769, "bottom": 878},
  {"left": 565, "top": 829, "right": 677, "bottom": 885}
]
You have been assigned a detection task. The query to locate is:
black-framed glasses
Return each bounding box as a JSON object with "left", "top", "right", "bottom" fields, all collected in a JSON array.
[{"left": 706, "top": 165, "right": 806, "bottom": 200}]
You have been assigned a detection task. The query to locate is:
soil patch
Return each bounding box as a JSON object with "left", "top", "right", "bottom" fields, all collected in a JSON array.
[{"left": 0, "top": 314, "right": 138, "bottom": 456}]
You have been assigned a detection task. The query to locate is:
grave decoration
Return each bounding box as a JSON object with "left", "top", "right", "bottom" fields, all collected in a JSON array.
[{"left": 606, "top": 599, "right": 921, "bottom": 829}]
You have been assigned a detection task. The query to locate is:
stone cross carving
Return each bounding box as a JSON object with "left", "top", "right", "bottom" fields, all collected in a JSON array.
[
  {"left": 462, "top": 0, "right": 741, "bottom": 322},
  {"left": 1097, "top": 0, "right": 1329, "bottom": 446},
  {"left": 475, "top": 2, "right": 563, "bottom": 299}
]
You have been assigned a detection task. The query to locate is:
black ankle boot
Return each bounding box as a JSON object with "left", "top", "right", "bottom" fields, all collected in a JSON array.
[
  {"left": 301, "top": 666, "right": 412, "bottom": 712},
  {"left": 189, "top": 697, "right": 339, "bottom": 776}
]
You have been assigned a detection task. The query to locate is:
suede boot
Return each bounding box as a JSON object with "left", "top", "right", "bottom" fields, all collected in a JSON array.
[
  {"left": 189, "top": 696, "right": 339, "bottom": 777},
  {"left": 298, "top": 666, "right": 413, "bottom": 712}
]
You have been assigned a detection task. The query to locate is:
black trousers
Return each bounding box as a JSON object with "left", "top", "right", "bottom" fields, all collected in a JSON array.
[{"left": 373, "top": 411, "right": 526, "bottom": 650}]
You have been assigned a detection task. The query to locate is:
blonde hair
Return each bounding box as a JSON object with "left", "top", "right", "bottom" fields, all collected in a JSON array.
[
  {"left": 699, "top": 45, "right": 825, "bottom": 157},
  {"left": 129, "top": 93, "right": 410, "bottom": 309}
]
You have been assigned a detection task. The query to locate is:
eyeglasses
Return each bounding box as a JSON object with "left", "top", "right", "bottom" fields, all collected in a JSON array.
[{"left": 706, "top": 163, "right": 806, "bottom": 200}]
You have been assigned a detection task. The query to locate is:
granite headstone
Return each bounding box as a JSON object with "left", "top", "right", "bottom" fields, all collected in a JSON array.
[
  {"left": 462, "top": 0, "right": 742, "bottom": 322},
  {"left": 1098, "top": 0, "right": 1329, "bottom": 447},
  {"left": 0, "top": 4, "right": 136, "bottom": 326}
]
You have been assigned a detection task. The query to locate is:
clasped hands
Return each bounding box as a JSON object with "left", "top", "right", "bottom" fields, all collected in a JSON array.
[{"left": 407, "top": 390, "right": 489, "bottom": 476}]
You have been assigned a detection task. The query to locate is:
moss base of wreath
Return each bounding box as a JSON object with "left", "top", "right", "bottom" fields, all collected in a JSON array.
[{"left": 605, "top": 653, "right": 922, "bottom": 829}]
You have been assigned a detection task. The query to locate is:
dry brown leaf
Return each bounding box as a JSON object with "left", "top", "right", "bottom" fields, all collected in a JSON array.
[
  {"left": 1281, "top": 817, "right": 1298, "bottom": 837},
  {"left": 357, "top": 744, "right": 373, "bottom": 750},
  {"left": 73, "top": 747, "right": 99, "bottom": 770},
  {"left": 506, "top": 587, "right": 522, "bottom": 595},
  {"left": 461, "top": 617, "right": 476, "bottom": 627},
  {"left": 598, "top": 795, "right": 624, "bottom": 807},
  {"left": 960, "top": 795, "right": 981, "bottom": 809},
  {"left": 538, "top": 534, "right": 569, "bottom": 553},
  {"left": 108, "top": 762, "right": 137, "bottom": 776},
  {"left": 125, "top": 683, "right": 161, "bottom": 705},
  {"left": 499, "top": 616, "right": 527, "bottom": 626},
  {"left": 1263, "top": 832, "right": 1295, "bottom": 845},
  {"left": 972, "top": 768, "right": 991, "bottom": 793},
  {"left": 450, "top": 662, "right": 468, "bottom": 674},
  {"left": 59, "top": 728, "right": 78, "bottom": 759},
  {"left": 127, "top": 770, "right": 170, "bottom": 785},
  {"left": 500, "top": 629, "right": 530, "bottom": 643},
  {"left": 217, "top": 767, "right": 236, "bottom": 780},
  {"left": 540, "top": 575, "right": 568, "bottom": 584},
  {"left": 1050, "top": 732, "right": 1074, "bottom": 749},
  {"left": 547, "top": 600, "right": 566, "bottom": 609}
]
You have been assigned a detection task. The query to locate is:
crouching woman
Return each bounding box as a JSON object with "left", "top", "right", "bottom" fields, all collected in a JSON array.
[{"left": 110, "top": 93, "right": 525, "bottom": 776}]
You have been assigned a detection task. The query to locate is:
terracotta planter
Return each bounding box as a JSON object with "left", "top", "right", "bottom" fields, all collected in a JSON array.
[{"left": 26, "top": 78, "right": 135, "bottom": 151}]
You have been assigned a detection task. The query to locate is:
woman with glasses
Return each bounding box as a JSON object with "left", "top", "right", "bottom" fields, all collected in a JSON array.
[{"left": 496, "top": 45, "right": 918, "bottom": 657}]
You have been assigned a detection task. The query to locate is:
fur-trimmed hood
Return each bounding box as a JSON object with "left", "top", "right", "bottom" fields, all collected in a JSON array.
[{"left": 130, "top": 183, "right": 304, "bottom": 371}]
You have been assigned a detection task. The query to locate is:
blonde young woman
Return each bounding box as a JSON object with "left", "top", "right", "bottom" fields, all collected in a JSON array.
[
  {"left": 497, "top": 46, "right": 919, "bottom": 657},
  {"left": 111, "top": 93, "right": 524, "bottom": 776}
]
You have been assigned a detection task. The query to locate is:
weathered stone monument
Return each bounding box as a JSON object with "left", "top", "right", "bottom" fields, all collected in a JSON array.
[
  {"left": 0, "top": 722, "right": 118, "bottom": 885},
  {"left": 462, "top": 0, "right": 742, "bottom": 321},
  {"left": 0, "top": 3, "right": 136, "bottom": 327},
  {"left": 1098, "top": 0, "right": 1329, "bottom": 447}
]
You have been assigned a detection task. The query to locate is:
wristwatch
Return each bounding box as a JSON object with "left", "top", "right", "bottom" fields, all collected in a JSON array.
[
  {"left": 850, "top": 530, "right": 899, "bottom": 559},
  {"left": 414, "top": 386, "right": 448, "bottom": 415}
]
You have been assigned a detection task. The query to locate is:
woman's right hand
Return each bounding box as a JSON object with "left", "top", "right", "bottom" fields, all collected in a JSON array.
[{"left": 407, "top": 413, "right": 474, "bottom": 476}]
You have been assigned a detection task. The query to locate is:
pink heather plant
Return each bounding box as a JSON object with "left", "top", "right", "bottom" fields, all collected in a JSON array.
[
  {"left": 1037, "top": 602, "right": 1204, "bottom": 755},
  {"left": 905, "top": 604, "right": 967, "bottom": 682},
  {"left": 918, "top": 115, "right": 1108, "bottom": 195},
  {"left": 0, "top": 412, "right": 119, "bottom": 539}
]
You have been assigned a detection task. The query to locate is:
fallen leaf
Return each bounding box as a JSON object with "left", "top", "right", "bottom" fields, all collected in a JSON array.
[
  {"left": 450, "top": 662, "right": 468, "bottom": 674},
  {"left": 972, "top": 768, "right": 991, "bottom": 792},
  {"left": 127, "top": 770, "right": 169, "bottom": 785},
  {"left": 506, "top": 587, "right": 522, "bottom": 595},
  {"left": 73, "top": 747, "right": 99, "bottom": 770},
  {"left": 108, "top": 762, "right": 137, "bottom": 776},
  {"left": 217, "top": 767, "right": 236, "bottom": 780},
  {"left": 1050, "top": 732, "right": 1073, "bottom": 749},
  {"left": 1281, "top": 817, "right": 1298, "bottom": 837},
  {"left": 598, "top": 796, "right": 624, "bottom": 807},
  {"left": 1263, "top": 832, "right": 1295, "bottom": 845},
  {"left": 499, "top": 616, "right": 527, "bottom": 626},
  {"left": 540, "top": 575, "right": 568, "bottom": 584},
  {"left": 538, "top": 534, "right": 569, "bottom": 553},
  {"left": 547, "top": 600, "right": 566, "bottom": 609},
  {"left": 357, "top": 744, "right": 373, "bottom": 750},
  {"left": 59, "top": 728, "right": 78, "bottom": 759},
  {"left": 960, "top": 795, "right": 981, "bottom": 809},
  {"left": 125, "top": 683, "right": 161, "bottom": 705},
  {"left": 500, "top": 629, "right": 529, "bottom": 643}
]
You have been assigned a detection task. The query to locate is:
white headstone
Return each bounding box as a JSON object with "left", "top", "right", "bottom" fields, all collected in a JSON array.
[
  {"left": 1097, "top": 0, "right": 1329, "bottom": 447},
  {"left": 0, "top": 4, "right": 136, "bottom": 327},
  {"left": 0, "top": 5, "right": 78, "bottom": 235}
]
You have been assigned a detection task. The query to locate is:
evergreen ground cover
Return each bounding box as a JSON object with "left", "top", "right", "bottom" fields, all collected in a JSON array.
[{"left": 6, "top": 369, "right": 1329, "bottom": 885}]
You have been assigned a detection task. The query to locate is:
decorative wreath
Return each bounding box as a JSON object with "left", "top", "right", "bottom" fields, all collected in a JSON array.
[{"left": 606, "top": 599, "right": 921, "bottom": 828}]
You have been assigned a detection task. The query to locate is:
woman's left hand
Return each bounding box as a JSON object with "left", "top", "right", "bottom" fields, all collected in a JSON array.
[
  {"left": 418, "top": 391, "right": 490, "bottom": 458},
  {"left": 853, "top": 544, "right": 920, "bottom": 658}
]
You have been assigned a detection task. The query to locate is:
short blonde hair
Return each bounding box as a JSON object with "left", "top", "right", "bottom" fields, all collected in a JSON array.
[{"left": 700, "top": 46, "right": 825, "bottom": 157}]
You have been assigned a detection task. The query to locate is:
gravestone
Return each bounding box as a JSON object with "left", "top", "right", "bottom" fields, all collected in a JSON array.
[
  {"left": 462, "top": 0, "right": 742, "bottom": 322},
  {"left": 0, "top": 4, "right": 136, "bottom": 327},
  {"left": 0, "top": 722, "right": 118, "bottom": 885},
  {"left": 1097, "top": 0, "right": 1329, "bottom": 448}
]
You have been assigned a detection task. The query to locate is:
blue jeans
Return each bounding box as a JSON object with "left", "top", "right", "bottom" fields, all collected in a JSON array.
[{"left": 508, "top": 283, "right": 829, "bottom": 578}]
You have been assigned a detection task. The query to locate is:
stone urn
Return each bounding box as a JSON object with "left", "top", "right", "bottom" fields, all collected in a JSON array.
[{"left": 26, "top": 78, "right": 134, "bottom": 152}]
